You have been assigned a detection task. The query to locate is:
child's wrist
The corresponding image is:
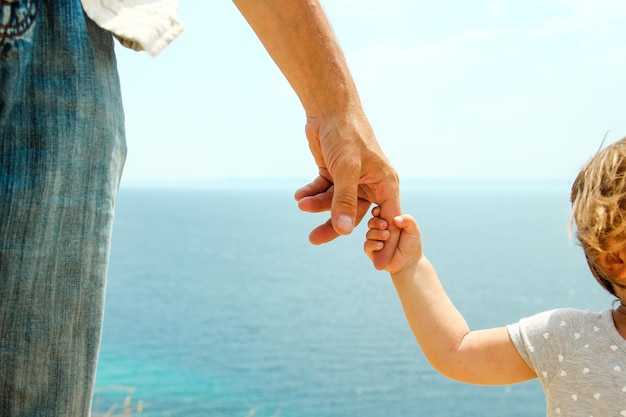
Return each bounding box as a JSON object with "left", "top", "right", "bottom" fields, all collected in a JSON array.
[{"left": 390, "top": 257, "right": 424, "bottom": 280}]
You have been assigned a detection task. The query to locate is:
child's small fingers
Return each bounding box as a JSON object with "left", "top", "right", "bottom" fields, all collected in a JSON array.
[
  {"left": 371, "top": 206, "right": 381, "bottom": 217},
  {"left": 365, "top": 228, "right": 390, "bottom": 242},
  {"left": 363, "top": 239, "right": 384, "bottom": 256},
  {"left": 367, "top": 216, "right": 388, "bottom": 230}
]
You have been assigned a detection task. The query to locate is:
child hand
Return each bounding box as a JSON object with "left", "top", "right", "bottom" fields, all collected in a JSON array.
[{"left": 364, "top": 206, "right": 423, "bottom": 275}]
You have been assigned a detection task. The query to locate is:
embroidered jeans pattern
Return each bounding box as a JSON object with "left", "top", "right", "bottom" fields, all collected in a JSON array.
[
  {"left": 0, "top": 0, "right": 38, "bottom": 38},
  {"left": 0, "top": 1, "right": 126, "bottom": 415}
]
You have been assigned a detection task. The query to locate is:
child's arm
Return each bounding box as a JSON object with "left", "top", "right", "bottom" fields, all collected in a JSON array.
[{"left": 364, "top": 207, "right": 536, "bottom": 385}]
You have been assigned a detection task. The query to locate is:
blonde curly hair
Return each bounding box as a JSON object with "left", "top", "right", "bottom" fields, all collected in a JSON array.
[{"left": 570, "top": 137, "right": 626, "bottom": 296}]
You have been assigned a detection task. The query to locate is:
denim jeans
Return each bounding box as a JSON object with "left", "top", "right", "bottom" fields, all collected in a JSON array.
[{"left": 0, "top": 1, "right": 126, "bottom": 415}]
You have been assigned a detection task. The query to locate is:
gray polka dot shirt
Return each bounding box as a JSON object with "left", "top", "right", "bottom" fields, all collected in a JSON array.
[{"left": 508, "top": 308, "right": 626, "bottom": 416}]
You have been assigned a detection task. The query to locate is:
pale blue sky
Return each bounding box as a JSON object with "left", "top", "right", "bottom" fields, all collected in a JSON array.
[{"left": 115, "top": 1, "right": 626, "bottom": 186}]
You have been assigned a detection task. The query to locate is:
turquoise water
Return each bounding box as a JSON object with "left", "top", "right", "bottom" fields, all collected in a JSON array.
[{"left": 94, "top": 181, "right": 611, "bottom": 417}]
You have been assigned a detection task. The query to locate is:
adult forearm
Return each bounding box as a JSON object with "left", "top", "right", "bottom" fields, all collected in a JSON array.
[{"left": 232, "top": 0, "right": 362, "bottom": 117}]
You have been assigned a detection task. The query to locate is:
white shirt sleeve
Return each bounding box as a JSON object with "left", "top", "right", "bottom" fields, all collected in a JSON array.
[{"left": 80, "top": 0, "right": 184, "bottom": 56}]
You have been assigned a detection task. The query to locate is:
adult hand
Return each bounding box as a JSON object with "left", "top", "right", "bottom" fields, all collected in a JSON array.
[
  {"left": 232, "top": 0, "right": 401, "bottom": 268},
  {"left": 294, "top": 112, "right": 401, "bottom": 269}
]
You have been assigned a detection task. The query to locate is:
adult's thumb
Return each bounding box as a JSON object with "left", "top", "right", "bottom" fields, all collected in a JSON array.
[{"left": 330, "top": 175, "right": 359, "bottom": 235}]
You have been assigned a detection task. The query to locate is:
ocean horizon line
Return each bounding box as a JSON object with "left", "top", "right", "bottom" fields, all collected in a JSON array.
[{"left": 119, "top": 177, "right": 573, "bottom": 190}]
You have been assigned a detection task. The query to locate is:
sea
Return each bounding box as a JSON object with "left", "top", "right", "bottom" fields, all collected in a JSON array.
[{"left": 92, "top": 180, "right": 613, "bottom": 417}]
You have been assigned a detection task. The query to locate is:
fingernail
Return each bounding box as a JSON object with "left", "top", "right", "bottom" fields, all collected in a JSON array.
[{"left": 336, "top": 215, "right": 354, "bottom": 233}]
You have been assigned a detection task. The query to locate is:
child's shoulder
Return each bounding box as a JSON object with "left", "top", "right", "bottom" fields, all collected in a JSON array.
[
  {"left": 514, "top": 307, "right": 611, "bottom": 347},
  {"left": 519, "top": 307, "right": 604, "bottom": 330},
  {"left": 508, "top": 308, "right": 614, "bottom": 367}
]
